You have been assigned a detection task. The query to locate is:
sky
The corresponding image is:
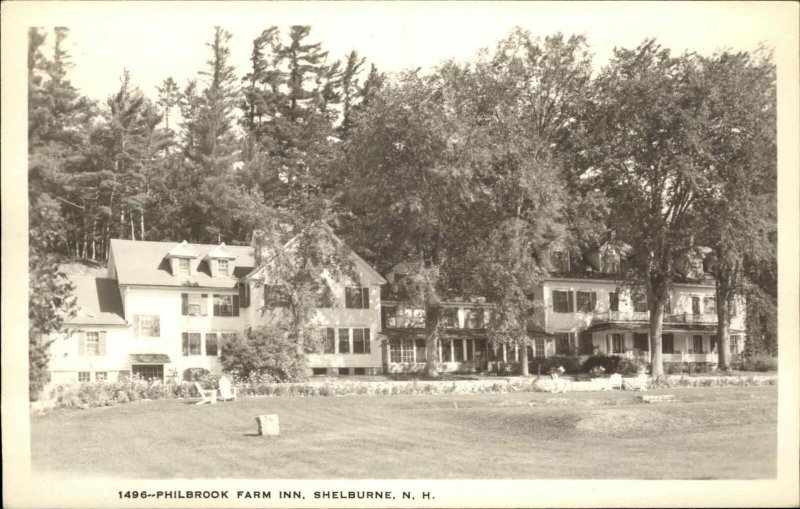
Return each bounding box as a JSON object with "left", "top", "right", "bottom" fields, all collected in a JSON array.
[{"left": 41, "top": 1, "right": 783, "bottom": 103}]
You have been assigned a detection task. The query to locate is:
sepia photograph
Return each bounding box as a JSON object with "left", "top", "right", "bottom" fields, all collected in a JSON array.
[{"left": 2, "top": 1, "right": 799, "bottom": 507}]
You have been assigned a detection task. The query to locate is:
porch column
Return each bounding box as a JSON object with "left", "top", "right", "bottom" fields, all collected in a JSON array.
[
  {"left": 502, "top": 344, "right": 507, "bottom": 362},
  {"left": 449, "top": 341, "right": 454, "bottom": 362},
  {"left": 438, "top": 340, "right": 443, "bottom": 363},
  {"left": 462, "top": 339, "right": 467, "bottom": 363}
]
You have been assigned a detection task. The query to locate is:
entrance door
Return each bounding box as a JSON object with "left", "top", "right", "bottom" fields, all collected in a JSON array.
[{"left": 132, "top": 364, "right": 164, "bottom": 382}]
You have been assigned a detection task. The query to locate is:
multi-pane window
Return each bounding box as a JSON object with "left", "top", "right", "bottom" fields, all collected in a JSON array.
[
  {"left": 611, "top": 333, "right": 624, "bottom": 354},
  {"left": 352, "top": 328, "right": 371, "bottom": 354},
  {"left": 552, "top": 290, "right": 574, "bottom": 313},
  {"left": 609, "top": 291, "right": 619, "bottom": 312},
  {"left": 132, "top": 364, "right": 163, "bottom": 381},
  {"left": 692, "top": 335, "right": 704, "bottom": 354},
  {"left": 325, "top": 328, "right": 335, "bottom": 353},
  {"left": 182, "top": 332, "right": 202, "bottom": 356},
  {"left": 401, "top": 340, "right": 414, "bottom": 362},
  {"left": 213, "top": 294, "right": 240, "bottom": 317},
  {"left": 85, "top": 332, "right": 100, "bottom": 355},
  {"left": 133, "top": 315, "right": 160, "bottom": 337},
  {"left": 710, "top": 335, "right": 718, "bottom": 352},
  {"left": 664, "top": 296, "right": 672, "bottom": 314},
  {"left": 576, "top": 291, "right": 597, "bottom": 313},
  {"left": 382, "top": 307, "right": 397, "bottom": 328},
  {"left": 533, "top": 338, "right": 546, "bottom": 358},
  {"left": 633, "top": 333, "right": 649, "bottom": 351},
  {"left": 555, "top": 332, "right": 571, "bottom": 355},
  {"left": 441, "top": 339, "right": 453, "bottom": 362},
  {"left": 345, "top": 287, "right": 370, "bottom": 309},
  {"left": 662, "top": 333, "right": 675, "bottom": 354},
  {"left": 178, "top": 258, "right": 190, "bottom": 276},
  {"left": 632, "top": 292, "right": 648, "bottom": 313},
  {"left": 442, "top": 308, "right": 458, "bottom": 328},
  {"left": 338, "top": 328, "right": 350, "bottom": 354},
  {"left": 205, "top": 333, "right": 219, "bottom": 356},
  {"left": 551, "top": 250, "right": 569, "bottom": 272},
  {"left": 78, "top": 372, "right": 90, "bottom": 382},
  {"left": 692, "top": 297, "right": 701, "bottom": 314},
  {"left": 95, "top": 372, "right": 107, "bottom": 381},
  {"left": 704, "top": 296, "right": 717, "bottom": 315},
  {"left": 464, "top": 308, "right": 485, "bottom": 329},
  {"left": 218, "top": 259, "right": 229, "bottom": 277},
  {"left": 182, "top": 293, "right": 208, "bottom": 316},
  {"left": 730, "top": 335, "right": 741, "bottom": 354}
]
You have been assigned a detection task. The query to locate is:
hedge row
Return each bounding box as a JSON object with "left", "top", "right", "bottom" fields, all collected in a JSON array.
[
  {"left": 42, "top": 373, "right": 778, "bottom": 410},
  {"left": 45, "top": 377, "right": 554, "bottom": 409}
]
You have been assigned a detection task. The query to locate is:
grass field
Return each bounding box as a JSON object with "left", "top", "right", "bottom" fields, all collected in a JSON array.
[{"left": 31, "top": 386, "right": 777, "bottom": 479}]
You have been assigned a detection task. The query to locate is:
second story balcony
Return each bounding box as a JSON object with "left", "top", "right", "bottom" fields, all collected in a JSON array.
[
  {"left": 592, "top": 311, "right": 650, "bottom": 323},
  {"left": 589, "top": 310, "right": 720, "bottom": 332}
]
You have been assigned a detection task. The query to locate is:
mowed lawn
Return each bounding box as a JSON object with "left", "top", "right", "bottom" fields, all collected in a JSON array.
[{"left": 31, "top": 386, "right": 777, "bottom": 479}]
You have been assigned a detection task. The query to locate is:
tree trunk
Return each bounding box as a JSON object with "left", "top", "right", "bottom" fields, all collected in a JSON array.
[
  {"left": 424, "top": 305, "right": 440, "bottom": 378},
  {"left": 140, "top": 208, "right": 145, "bottom": 240},
  {"left": 716, "top": 280, "right": 732, "bottom": 371},
  {"left": 649, "top": 300, "right": 665, "bottom": 376},
  {"left": 519, "top": 344, "right": 530, "bottom": 376}
]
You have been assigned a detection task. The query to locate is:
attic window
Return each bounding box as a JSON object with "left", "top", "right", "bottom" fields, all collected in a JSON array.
[
  {"left": 178, "top": 258, "right": 190, "bottom": 276},
  {"left": 551, "top": 249, "right": 569, "bottom": 272},
  {"left": 602, "top": 252, "right": 620, "bottom": 273},
  {"left": 218, "top": 260, "right": 229, "bottom": 277}
]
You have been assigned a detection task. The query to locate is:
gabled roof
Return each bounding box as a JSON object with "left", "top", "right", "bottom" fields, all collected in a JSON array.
[
  {"left": 205, "top": 243, "right": 237, "bottom": 260},
  {"left": 65, "top": 277, "right": 126, "bottom": 325},
  {"left": 109, "top": 239, "right": 254, "bottom": 289},
  {"left": 247, "top": 223, "right": 387, "bottom": 286},
  {"left": 168, "top": 240, "right": 200, "bottom": 258}
]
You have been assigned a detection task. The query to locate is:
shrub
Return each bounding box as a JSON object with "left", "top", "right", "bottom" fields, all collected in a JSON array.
[
  {"left": 740, "top": 354, "right": 778, "bottom": 372},
  {"left": 582, "top": 355, "right": 643, "bottom": 375},
  {"left": 529, "top": 356, "right": 583, "bottom": 374},
  {"left": 182, "top": 368, "right": 210, "bottom": 382},
  {"left": 220, "top": 326, "right": 310, "bottom": 382}
]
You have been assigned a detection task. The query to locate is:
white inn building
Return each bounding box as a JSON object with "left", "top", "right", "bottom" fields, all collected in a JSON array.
[{"left": 48, "top": 234, "right": 746, "bottom": 383}]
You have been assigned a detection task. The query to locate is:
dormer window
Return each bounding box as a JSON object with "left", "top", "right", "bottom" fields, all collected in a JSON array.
[
  {"left": 551, "top": 249, "right": 569, "bottom": 272},
  {"left": 206, "top": 243, "right": 237, "bottom": 278},
  {"left": 168, "top": 241, "right": 200, "bottom": 277},
  {"left": 178, "top": 258, "right": 190, "bottom": 276}
]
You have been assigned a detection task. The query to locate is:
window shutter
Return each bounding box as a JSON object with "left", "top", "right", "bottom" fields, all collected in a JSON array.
[
  {"left": 77, "top": 331, "right": 85, "bottom": 356},
  {"left": 99, "top": 331, "right": 107, "bottom": 356},
  {"left": 182, "top": 333, "right": 188, "bottom": 356},
  {"left": 201, "top": 294, "right": 208, "bottom": 316},
  {"left": 181, "top": 294, "right": 188, "bottom": 315},
  {"left": 153, "top": 316, "right": 160, "bottom": 336},
  {"left": 213, "top": 295, "right": 220, "bottom": 316},
  {"left": 362, "top": 287, "right": 370, "bottom": 309},
  {"left": 133, "top": 315, "right": 140, "bottom": 336},
  {"left": 568, "top": 292, "right": 575, "bottom": 312},
  {"left": 345, "top": 288, "right": 353, "bottom": 308},
  {"left": 591, "top": 292, "right": 597, "bottom": 311},
  {"left": 233, "top": 295, "right": 240, "bottom": 316},
  {"left": 364, "top": 328, "right": 371, "bottom": 354},
  {"left": 239, "top": 282, "right": 250, "bottom": 308}
]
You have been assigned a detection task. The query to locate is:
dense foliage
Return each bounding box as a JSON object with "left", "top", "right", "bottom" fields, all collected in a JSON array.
[{"left": 28, "top": 26, "right": 777, "bottom": 392}]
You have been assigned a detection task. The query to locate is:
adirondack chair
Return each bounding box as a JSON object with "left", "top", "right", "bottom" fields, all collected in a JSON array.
[
  {"left": 218, "top": 376, "right": 237, "bottom": 402},
  {"left": 609, "top": 373, "right": 623, "bottom": 390},
  {"left": 194, "top": 382, "right": 217, "bottom": 405}
]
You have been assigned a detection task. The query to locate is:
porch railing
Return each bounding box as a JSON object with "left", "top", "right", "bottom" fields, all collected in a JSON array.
[
  {"left": 664, "top": 313, "right": 718, "bottom": 324},
  {"left": 592, "top": 311, "right": 650, "bottom": 323}
]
